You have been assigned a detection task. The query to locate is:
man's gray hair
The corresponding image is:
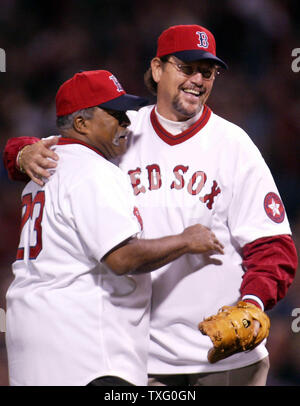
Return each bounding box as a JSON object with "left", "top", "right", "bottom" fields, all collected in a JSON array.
[{"left": 56, "top": 107, "right": 96, "bottom": 130}]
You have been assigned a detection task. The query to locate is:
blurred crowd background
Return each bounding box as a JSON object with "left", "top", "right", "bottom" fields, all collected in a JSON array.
[{"left": 0, "top": 0, "right": 299, "bottom": 386}]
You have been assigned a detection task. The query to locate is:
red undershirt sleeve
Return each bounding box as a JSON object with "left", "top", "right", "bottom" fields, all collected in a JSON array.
[
  {"left": 3, "top": 137, "right": 39, "bottom": 181},
  {"left": 240, "top": 234, "right": 298, "bottom": 310}
]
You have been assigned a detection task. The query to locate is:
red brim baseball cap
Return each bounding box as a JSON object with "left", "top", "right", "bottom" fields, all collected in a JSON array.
[
  {"left": 156, "top": 25, "right": 228, "bottom": 69},
  {"left": 56, "top": 70, "right": 148, "bottom": 117}
]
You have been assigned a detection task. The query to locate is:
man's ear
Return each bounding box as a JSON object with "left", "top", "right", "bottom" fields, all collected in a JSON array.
[
  {"left": 151, "top": 57, "right": 163, "bottom": 85},
  {"left": 73, "top": 115, "right": 90, "bottom": 134}
]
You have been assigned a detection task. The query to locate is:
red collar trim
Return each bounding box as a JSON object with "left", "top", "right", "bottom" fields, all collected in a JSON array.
[
  {"left": 150, "top": 105, "right": 211, "bottom": 146},
  {"left": 58, "top": 137, "right": 106, "bottom": 159}
]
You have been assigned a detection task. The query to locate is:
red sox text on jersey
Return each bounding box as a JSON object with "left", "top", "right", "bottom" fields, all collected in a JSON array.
[{"left": 128, "top": 164, "right": 221, "bottom": 210}]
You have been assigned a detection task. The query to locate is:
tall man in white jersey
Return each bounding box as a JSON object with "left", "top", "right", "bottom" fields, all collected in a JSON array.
[
  {"left": 3, "top": 25, "right": 298, "bottom": 386},
  {"left": 4, "top": 69, "right": 224, "bottom": 386}
]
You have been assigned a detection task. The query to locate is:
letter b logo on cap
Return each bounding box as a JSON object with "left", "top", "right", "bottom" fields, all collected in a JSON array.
[
  {"left": 109, "top": 74, "right": 124, "bottom": 93},
  {"left": 196, "top": 31, "right": 209, "bottom": 49}
]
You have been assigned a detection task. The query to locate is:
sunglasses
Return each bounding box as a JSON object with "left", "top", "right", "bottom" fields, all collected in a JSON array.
[
  {"left": 102, "top": 109, "right": 131, "bottom": 126},
  {"left": 165, "top": 60, "right": 220, "bottom": 80}
]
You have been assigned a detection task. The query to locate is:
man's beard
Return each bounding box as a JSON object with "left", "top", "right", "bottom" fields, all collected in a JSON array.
[{"left": 172, "top": 93, "right": 203, "bottom": 120}]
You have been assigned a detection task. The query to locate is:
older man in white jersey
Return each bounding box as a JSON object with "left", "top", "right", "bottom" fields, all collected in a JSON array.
[
  {"left": 4, "top": 69, "right": 224, "bottom": 386},
  {"left": 3, "top": 25, "right": 298, "bottom": 386}
]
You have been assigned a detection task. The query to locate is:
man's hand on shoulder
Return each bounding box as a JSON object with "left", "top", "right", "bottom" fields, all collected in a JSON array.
[{"left": 18, "top": 136, "right": 60, "bottom": 186}]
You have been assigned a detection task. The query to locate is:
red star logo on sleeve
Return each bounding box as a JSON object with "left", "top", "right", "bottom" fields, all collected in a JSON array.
[{"left": 264, "top": 192, "right": 285, "bottom": 223}]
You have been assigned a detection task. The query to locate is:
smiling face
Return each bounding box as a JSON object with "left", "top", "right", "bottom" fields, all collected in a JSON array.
[
  {"left": 70, "top": 107, "right": 131, "bottom": 160},
  {"left": 151, "top": 56, "right": 217, "bottom": 121},
  {"left": 88, "top": 108, "right": 131, "bottom": 159}
]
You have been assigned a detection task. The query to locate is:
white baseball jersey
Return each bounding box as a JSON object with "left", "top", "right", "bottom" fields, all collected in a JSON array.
[
  {"left": 6, "top": 139, "right": 151, "bottom": 386},
  {"left": 121, "top": 104, "right": 291, "bottom": 374}
]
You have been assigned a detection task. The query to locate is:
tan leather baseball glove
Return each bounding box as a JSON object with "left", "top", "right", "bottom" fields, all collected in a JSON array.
[{"left": 198, "top": 301, "right": 270, "bottom": 363}]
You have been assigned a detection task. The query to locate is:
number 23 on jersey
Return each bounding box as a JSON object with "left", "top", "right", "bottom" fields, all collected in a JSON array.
[{"left": 16, "top": 191, "right": 45, "bottom": 260}]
